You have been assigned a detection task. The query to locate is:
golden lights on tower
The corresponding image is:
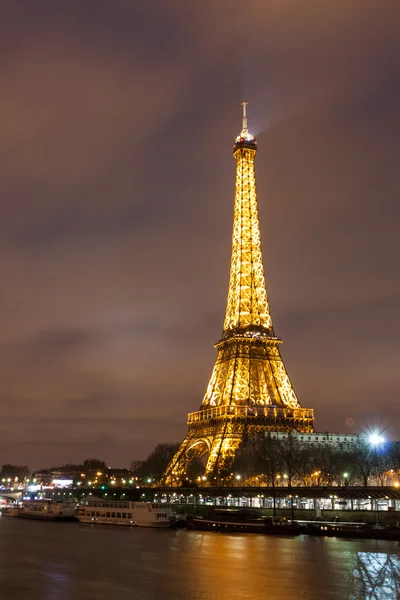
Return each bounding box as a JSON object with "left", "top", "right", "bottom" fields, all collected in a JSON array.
[{"left": 163, "top": 104, "right": 314, "bottom": 483}]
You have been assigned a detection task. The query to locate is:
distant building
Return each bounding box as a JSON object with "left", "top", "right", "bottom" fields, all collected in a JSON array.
[
  {"left": 267, "top": 430, "right": 360, "bottom": 447},
  {"left": 32, "top": 465, "right": 82, "bottom": 486}
]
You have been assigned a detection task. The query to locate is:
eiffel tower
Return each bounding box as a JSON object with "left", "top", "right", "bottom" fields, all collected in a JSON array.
[{"left": 163, "top": 104, "right": 314, "bottom": 483}]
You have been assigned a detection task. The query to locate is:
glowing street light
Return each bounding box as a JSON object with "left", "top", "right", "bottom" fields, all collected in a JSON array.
[{"left": 368, "top": 433, "right": 385, "bottom": 446}]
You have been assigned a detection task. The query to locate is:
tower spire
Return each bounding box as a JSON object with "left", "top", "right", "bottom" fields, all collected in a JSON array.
[
  {"left": 241, "top": 101, "right": 248, "bottom": 135},
  {"left": 224, "top": 103, "right": 271, "bottom": 337}
]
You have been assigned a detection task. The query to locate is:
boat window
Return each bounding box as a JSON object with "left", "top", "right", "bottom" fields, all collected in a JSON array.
[
  {"left": 106, "top": 512, "right": 110, "bottom": 518},
  {"left": 112, "top": 512, "right": 115, "bottom": 518},
  {"left": 91, "top": 511, "right": 95, "bottom": 517},
  {"left": 128, "top": 513, "right": 132, "bottom": 518},
  {"left": 122, "top": 513, "right": 127, "bottom": 518}
]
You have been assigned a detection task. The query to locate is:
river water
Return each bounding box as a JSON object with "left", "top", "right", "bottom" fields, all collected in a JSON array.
[{"left": 0, "top": 517, "right": 398, "bottom": 599}]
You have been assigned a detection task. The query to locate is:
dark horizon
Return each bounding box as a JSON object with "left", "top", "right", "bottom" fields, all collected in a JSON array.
[{"left": 1, "top": 1, "right": 399, "bottom": 471}]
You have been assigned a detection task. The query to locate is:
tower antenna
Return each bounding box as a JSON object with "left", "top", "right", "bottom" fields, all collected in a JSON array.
[{"left": 241, "top": 101, "right": 248, "bottom": 135}]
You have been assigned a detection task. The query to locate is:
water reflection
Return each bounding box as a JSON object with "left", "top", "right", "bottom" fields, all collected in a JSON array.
[
  {"left": 348, "top": 552, "right": 400, "bottom": 599},
  {"left": 0, "top": 517, "right": 398, "bottom": 599}
]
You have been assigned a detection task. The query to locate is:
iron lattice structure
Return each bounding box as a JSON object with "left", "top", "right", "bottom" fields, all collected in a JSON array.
[{"left": 163, "top": 105, "right": 314, "bottom": 483}]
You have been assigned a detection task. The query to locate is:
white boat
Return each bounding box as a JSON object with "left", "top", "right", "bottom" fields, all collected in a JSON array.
[
  {"left": 17, "top": 500, "right": 76, "bottom": 521},
  {"left": 77, "top": 497, "right": 176, "bottom": 528},
  {"left": 1, "top": 505, "right": 20, "bottom": 517}
]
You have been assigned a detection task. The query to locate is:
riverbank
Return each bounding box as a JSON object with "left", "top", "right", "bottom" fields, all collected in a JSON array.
[{"left": 175, "top": 504, "right": 400, "bottom": 526}]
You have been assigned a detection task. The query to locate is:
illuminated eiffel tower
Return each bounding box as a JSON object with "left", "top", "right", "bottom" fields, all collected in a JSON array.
[{"left": 163, "top": 104, "right": 314, "bottom": 483}]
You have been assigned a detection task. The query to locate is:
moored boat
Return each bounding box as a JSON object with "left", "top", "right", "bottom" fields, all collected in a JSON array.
[
  {"left": 186, "top": 509, "right": 300, "bottom": 535},
  {"left": 302, "top": 520, "right": 400, "bottom": 541},
  {"left": 77, "top": 497, "right": 176, "bottom": 528},
  {"left": 1, "top": 505, "right": 20, "bottom": 517},
  {"left": 13, "top": 500, "right": 76, "bottom": 521}
]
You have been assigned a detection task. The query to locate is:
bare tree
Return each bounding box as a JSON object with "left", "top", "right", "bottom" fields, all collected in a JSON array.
[
  {"left": 138, "top": 443, "right": 180, "bottom": 481},
  {"left": 280, "top": 434, "right": 302, "bottom": 487},
  {"left": 352, "top": 443, "right": 375, "bottom": 487},
  {"left": 295, "top": 444, "right": 314, "bottom": 486}
]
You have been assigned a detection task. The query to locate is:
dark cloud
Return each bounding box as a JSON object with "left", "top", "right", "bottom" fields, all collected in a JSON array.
[{"left": 0, "top": 0, "right": 399, "bottom": 469}]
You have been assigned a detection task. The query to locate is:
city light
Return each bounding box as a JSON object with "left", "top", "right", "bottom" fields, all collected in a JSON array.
[{"left": 368, "top": 433, "right": 385, "bottom": 446}]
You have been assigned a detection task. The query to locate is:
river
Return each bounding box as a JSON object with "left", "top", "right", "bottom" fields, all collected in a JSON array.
[{"left": 0, "top": 517, "right": 398, "bottom": 599}]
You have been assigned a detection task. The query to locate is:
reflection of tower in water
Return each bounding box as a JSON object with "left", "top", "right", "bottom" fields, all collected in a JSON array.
[
  {"left": 348, "top": 552, "right": 400, "bottom": 599},
  {"left": 163, "top": 105, "right": 314, "bottom": 482}
]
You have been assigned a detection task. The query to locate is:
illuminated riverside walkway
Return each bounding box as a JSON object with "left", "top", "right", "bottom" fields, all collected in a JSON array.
[{"left": 39, "top": 485, "right": 400, "bottom": 514}]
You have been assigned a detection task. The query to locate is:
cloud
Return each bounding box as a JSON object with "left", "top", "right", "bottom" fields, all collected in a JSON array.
[{"left": 0, "top": 0, "right": 399, "bottom": 468}]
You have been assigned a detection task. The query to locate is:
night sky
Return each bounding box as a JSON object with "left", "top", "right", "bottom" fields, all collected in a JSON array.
[{"left": 1, "top": 1, "right": 399, "bottom": 470}]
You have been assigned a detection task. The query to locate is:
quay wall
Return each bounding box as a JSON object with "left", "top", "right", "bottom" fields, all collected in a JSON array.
[{"left": 175, "top": 505, "right": 400, "bottom": 525}]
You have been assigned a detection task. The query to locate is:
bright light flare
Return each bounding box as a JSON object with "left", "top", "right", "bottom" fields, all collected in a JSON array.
[{"left": 368, "top": 433, "right": 385, "bottom": 446}]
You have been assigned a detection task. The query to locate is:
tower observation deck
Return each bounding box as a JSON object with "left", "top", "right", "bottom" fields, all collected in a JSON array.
[{"left": 163, "top": 104, "right": 314, "bottom": 483}]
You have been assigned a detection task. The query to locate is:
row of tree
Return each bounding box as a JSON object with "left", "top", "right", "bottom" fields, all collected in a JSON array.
[
  {"left": 130, "top": 443, "right": 181, "bottom": 481},
  {"left": 230, "top": 436, "right": 400, "bottom": 487},
  {"left": 4, "top": 437, "right": 399, "bottom": 489},
  {"left": 0, "top": 464, "right": 30, "bottom": 482},
  {"left": 129, "top": 437, "right": 400, "bottom": 487}
]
